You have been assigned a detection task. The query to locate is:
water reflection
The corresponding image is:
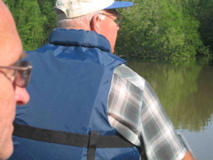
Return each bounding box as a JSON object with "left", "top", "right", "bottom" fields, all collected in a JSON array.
[
  {"left": 177, "top": 116, "right": 213, "bottom": 160},
  {"left": 128, "top": 58, "right": 213, "bottom": 131},
  {"left": 128, "top": 58, "right": 213, "bottom": 160}
]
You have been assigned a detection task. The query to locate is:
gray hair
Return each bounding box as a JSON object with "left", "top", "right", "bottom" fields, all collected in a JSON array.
[{"left": 56, "top": 10, "right": 99, "bottom": 29}]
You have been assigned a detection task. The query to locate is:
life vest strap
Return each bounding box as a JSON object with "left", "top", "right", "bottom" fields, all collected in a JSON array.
[
  {"left": 87, "top": 131, "right": 99, "bottom": 160},
  {"left": 13, "top": 123, "right": 135, "bottom": 148}
]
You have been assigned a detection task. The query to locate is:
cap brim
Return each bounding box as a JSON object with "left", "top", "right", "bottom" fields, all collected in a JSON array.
[{"left": 104, "top": 1, "right": 134, "bottom": 9}]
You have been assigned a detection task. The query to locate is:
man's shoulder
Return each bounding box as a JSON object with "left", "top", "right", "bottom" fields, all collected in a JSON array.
[{"left": 114, "top": 64, "right": 146, "bottom": 90}]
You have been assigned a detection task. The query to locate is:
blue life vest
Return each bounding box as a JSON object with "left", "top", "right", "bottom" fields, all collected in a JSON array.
[{"left": 9, "top": 29, "right": 141, "bottom": 160}]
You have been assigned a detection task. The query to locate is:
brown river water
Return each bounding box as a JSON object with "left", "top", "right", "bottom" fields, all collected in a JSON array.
[{"left": 128, "top": 57, "right": 213, "bottom": 160}]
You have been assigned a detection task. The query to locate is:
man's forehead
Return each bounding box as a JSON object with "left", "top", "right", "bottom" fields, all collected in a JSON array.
[
  {"left": 19, "top": 52, "right": 26, "bottom": 60},
  {"left": 13, "top": 51, "right": 26, "bottom": 65},
  {"left": 0, "top": 50, "right": 25, "bottom": 66}
]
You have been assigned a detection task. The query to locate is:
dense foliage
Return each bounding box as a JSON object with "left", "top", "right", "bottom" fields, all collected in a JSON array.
[
  {"left": 4, "top": 0, "right": 56, "bottom": 50},
  {"left": 3, "top": 0, "right": 213, "bottom": 60},
  {"left": 117, "top": 0, "right": 213, "bottom": 60}
]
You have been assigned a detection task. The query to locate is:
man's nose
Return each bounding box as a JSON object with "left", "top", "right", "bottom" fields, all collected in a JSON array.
[{"left": 15, "top": 87, "right": 30, "bottom": 105}]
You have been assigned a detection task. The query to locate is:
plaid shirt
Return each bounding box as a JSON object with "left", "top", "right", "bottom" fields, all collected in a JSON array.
[{"left": 108, "top": 64, "right": 186, "bottom": 160}]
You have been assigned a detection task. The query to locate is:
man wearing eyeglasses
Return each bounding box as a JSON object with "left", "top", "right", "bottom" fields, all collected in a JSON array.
[
  {"left": 0, "top": 1, "right": 32, "bottom": 159},
  {"left": 10, "top": 0, "right": 194, "bottom": 160}
]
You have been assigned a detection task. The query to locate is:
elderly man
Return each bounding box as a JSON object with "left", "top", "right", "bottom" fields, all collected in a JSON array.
[
  {"left": 10, "top": 0, "right": 194, "bottom": 160},
  {"left": 0, "top": 1, "right": 32, "bottom": 159}
]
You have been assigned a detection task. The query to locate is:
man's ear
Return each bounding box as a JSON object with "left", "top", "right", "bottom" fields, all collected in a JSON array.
[{"left": 90, "top": 14, "right": 101, "bottom": 32}]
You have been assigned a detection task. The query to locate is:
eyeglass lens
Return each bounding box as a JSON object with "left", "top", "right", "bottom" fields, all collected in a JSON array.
[
  {"left": 14, "top": 61, "right": 32, "bottom": 88},
  {"left": 115, "top": 16, "right": 122, "bottom": 26},
  {"left": 99, "top": 13, "right": 122, "bottom": 26}
]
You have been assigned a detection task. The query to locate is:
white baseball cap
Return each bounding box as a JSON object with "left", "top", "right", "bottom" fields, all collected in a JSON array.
[{"left": 55, "top": 0, "right": 134, "bottom": 18}]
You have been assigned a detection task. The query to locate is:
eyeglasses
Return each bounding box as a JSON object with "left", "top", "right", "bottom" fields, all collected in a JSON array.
[
  {"left": 99, "top": 12, "right": 122, "bottom": 27},
  {"left": 0, "top": 61, "right": 32, "bottom": 88}
]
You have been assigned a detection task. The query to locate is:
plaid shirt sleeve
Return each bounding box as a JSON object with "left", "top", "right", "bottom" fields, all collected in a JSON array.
[{"left": 108, "top": 64, "right": 186, "bottom": 160}]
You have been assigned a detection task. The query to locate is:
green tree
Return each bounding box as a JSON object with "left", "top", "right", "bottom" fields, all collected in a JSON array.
[
  {"left": 196, "top": 0, "right": 213, "bottom": 55},
  {"left": 36, "top": 0, "right": 56, "bottom": 44},
  {"left": 4, "top": 0, "right": 53, "bottom": 50},
  {"left": 4, "top": 0, "right": 213, "bottom": 59},
  {"left": 116, "top": 0, "right": 209, "bottom": 61}
]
